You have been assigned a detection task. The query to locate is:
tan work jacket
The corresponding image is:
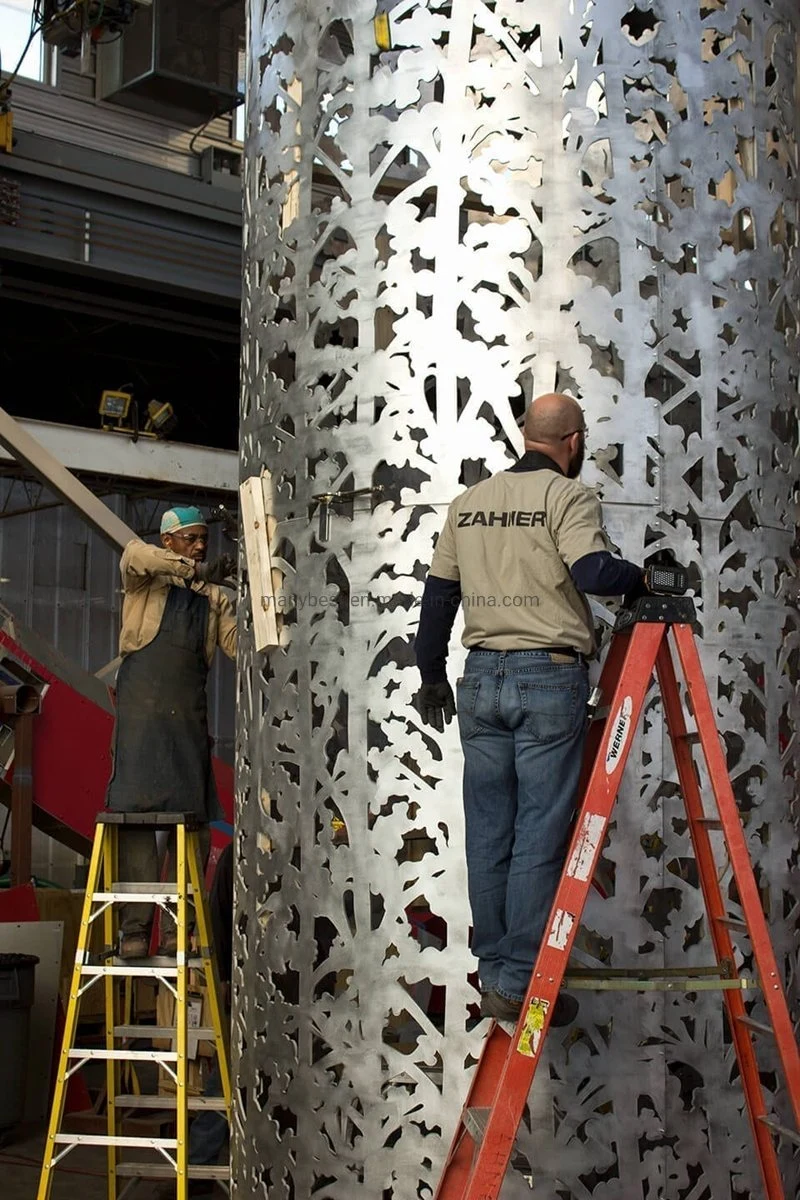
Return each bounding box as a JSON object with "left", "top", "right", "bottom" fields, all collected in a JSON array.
[
  {"left": 118, "top": 540, "right": 237, "bottom": 665},
  {"left": 430, "top": 465, "right": 608, "bottom": 656}
]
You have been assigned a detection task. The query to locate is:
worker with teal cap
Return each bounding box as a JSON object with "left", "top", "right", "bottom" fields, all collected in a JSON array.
[{"left": 106, "top": 506, "right": 237, "bottom": 959}]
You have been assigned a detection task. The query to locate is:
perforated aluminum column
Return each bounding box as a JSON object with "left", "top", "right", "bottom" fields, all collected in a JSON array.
[{"left": 236, "top": 3, "right": 800, "bottom": 1195}]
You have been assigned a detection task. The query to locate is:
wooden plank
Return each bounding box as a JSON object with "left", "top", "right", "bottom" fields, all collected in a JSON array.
[
  {"left": 240, "top": 474, "right": 280, "bottom": 652},
  {"left": 0, "top": 407, "right": 136, "bottom": 552}
]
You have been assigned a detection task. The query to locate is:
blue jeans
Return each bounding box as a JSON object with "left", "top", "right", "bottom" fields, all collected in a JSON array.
[
  {"left": 189, "top": 1057, "right": 227, "bottom": 1165},
  {"left": 457, "top": 650, "right": 589, "bottom": 1001}
]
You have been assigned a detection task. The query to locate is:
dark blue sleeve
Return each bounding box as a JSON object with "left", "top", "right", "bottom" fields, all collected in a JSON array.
[
  {"left": 210, "top": 841, "right": 233, "bottom": 981},
  {"left": 570, "top": 550, "right": 643, "bottom": 597},
  {"left": 415, "top": 575, "right": 462, "bottom": 684}
]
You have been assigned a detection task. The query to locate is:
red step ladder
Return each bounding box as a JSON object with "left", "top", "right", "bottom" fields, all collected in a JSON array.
[{"left": 436, "top": 594, "right": 800, "bottom": 1200}]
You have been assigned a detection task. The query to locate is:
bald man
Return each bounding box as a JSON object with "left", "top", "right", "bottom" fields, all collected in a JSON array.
[{"left": 414, "top": 393, "right": 646, "bottom": 1025}]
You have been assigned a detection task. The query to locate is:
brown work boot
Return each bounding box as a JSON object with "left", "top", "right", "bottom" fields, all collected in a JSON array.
[
  {"left": 158, "top": 928, "right": 178, "bottom": 956},
  {"left": 480, "top": 989, "right": 579, "bottom": 1027},
  {"left": 118, "top": 932, "right": 149, "bottom": 959},
  {"left": 480, "top": 990, "right": 522, "bottom": 1022}
]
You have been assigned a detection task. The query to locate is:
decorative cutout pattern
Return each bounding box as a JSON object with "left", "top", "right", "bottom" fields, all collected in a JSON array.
[{"left": 236, "top": 2, "right": 800, "bottom": 1195}]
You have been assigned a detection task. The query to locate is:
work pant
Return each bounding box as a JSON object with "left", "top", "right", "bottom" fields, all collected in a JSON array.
[
  {"left": 189, "top": 1056, "right": 227, "bottom": 1165},
  {"left": 118, "top": 825, "right": 211, "bottom": 937},
  {"left": 457, "top": 649, "right": 589, "bottom": 1002}
]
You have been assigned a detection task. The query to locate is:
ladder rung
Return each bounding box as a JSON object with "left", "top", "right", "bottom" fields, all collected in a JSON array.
[
  {"left": 758, "top": 1116, "right": 800, "bottom": 1147},
  {"left": 94, "top": 883, "right": 194, "bottom": 897},
  {"left": 68, "top": 1049, "right": 178, "bottom": 1062},
  {"left": 677, "top": 731, "right": 700, "bottom": 745},
  {"left": 696, "top": 817, "right": 722, "bottom": 830},
  {"left": 115, "top": 1162, "right": 229, "bottom": 1180},
  {"left": 566, "top": 965, "right": 724, "bottom": 979},
  {"left": 716, "top": 917, "right": 749, "bottom": 934},
  {"left": 116, "top": 1094, "right": 228, "bottom": 1111},
  {"left": 54, "top": 1133, "right": 177, "bottom": 1149},
  {"left": 736, "top": 1016, "right": 774, "bottom": 1037},
  {"left": 564, "top": 974, "right": 757, "bottom": 992},
  {"left": 462, "top": 1109, "right": 530, "bottom": 1172},
  {"left": 462, "top": 1107, "right": 489, "bottom": 1143},
  {"left": 114, "top": 1025, "right": 217, "bottom": 1041}
]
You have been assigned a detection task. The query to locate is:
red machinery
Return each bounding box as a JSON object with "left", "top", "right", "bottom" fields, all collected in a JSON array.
[{"left": 0, "top": 602, "right": 233, "bottom": 862}]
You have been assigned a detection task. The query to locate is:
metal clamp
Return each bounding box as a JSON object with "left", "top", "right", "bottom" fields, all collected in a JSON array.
[{"left": 312, "top": 486, "right": 383, "bottom": 540}]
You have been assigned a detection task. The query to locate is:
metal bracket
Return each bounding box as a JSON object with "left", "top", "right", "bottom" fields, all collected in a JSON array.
[
  {"left": 614, "top": 595, "right": 696, "bottom": 631},
  {"left": 312, "top": 485, "right": 383, "bottom": 541}
]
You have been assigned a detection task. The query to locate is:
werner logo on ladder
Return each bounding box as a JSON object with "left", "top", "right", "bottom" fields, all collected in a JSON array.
[{"left": 436, "top": 564, "right": 800, "bottom": 1200}]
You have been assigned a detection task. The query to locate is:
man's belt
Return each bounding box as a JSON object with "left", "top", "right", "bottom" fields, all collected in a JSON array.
[{"left": 471, "top": 645, "right": 586, "bottom": 663}]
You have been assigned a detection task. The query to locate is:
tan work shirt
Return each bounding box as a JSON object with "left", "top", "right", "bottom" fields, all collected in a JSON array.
[
  {"left": 118, "top": 540, "right": 237, "bottom": 665},
  {"left": 430, "top": 463, "right": 610, "bottom": 655}
]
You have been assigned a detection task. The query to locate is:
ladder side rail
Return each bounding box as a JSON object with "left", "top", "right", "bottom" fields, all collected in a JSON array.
[
  {"left": 462, "top": 622, "right": 667, "bottom": 1200},
  {"left": 433, "top": 1027, "right": 513, "bottom": 1200},
  {"left": 573, "top": 624, "right": 631, "bottom": 796},
  {"left": 672, "top": 624, "right": 800, "bottom": 1121},
  {"left": 36, "top": 824, "right": 107, "bottom": 1200},
  {"left": 657, "top": 635, "right": 785, "bottom": 1199},
  {"left": 436, "top": 625, "right": 644, "bottom": 1198},
  {"left": 187, "top": 834, "right": 233, "bottom": 1113},
  {"left": 176, "top": 823, "right": 190, "bottom": 1200},
  {"left": 104, "top": 824, "right": 120, "bottom": 1200}
]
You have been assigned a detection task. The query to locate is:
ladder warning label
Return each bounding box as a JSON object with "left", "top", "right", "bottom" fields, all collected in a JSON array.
[
  {"left": 517, "top": 999, "right": 548, "bottom": 1058},
  {"left": 605, "top": 695, "right": 633, "bottom": 774},
  {"left": 547, "top": 909, "right": 575, "bottom": 951},
  {"left": 566, "top": 812, "right": 605, "bottom": 881}
]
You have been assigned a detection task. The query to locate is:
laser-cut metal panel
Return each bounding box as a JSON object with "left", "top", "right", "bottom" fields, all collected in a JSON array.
[{"left": 236, "top": 1, "right": 800, "bottom": 1196}]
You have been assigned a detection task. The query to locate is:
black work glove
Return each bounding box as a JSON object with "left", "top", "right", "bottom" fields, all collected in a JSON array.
[
  {"left": 196, "top": 554, "right": 237, "bottom": 586},
  {"left": 623, "top": 569, "right": 650, "bottom": 609},
  {"left": 416, "top": 682, "right": 456, "bottom": 733}
]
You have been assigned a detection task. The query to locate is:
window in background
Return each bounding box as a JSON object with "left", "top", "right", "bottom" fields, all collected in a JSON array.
[
  {"left": 234, "top": 36, "right": 245, "bottom": 143},
  {"left": 0, "top": 0, "right": 45, "bottom": 84}
]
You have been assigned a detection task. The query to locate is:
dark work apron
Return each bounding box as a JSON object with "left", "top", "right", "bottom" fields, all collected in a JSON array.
[{"left": 106, "top": 585, "right": 222, "bottom": 821}]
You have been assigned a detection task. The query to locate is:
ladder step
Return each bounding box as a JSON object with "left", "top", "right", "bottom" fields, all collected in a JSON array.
[
  {"left": 462, "top": 1109, "right": 531, "bottom": 1173},
  {"left": 736, "top": 1015, "right": 774, "bottom": 1037},
  {"left": 758, "top": 1116, "right": 800, "bottom": 1147},
  {"left": 94, "top": 883, "right": 194, "bottom": 897},
  {"left": 54, "top": 1133, "right": 177, "bottom": 1149},
  {"left": 116, "top": 1162, "right": 229, "bottom": 1180},
  {"left": 116, "top": 1093, "right": 228, "bottom": 1112},
  {"left": 68, "top": 1049, "right": 178, "bottom": 1062},
  {"left": 114, "top": 1025, "right": 217, "bottom": 1041},
  {"left": 109, "top": 956, "right": 206, "bottom": 968},
  {"left": 696, "top": 817, "right": 722, "bottom": 830},
  {"left": 716, "top": 917, "right": 749, "bottom": 934},
  {"left": 81, "top": 960, "right": 205, "bottom": 978}
]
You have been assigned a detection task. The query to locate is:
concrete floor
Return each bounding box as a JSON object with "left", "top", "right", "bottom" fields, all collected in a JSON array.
[{"left": 2, "top": 1124, "right": 225, "bottom": 1199}]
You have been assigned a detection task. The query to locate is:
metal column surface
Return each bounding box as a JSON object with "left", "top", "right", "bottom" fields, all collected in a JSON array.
[{"left": 237, "top": 2, "right": 800, "bottom": 1196}]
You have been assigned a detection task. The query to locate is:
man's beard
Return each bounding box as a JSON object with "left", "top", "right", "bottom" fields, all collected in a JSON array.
[{"left": 567, "top": 440, "right": 585, "bottom": 479}]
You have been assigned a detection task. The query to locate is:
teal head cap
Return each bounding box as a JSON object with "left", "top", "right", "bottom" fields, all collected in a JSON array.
[{"left": 160, "top": 506, "right": 207, "bottom": 535}]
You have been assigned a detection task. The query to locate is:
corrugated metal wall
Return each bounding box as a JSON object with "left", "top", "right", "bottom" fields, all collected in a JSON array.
[{"left": 0, "top": 476, "right": 236, "bottom": 884}]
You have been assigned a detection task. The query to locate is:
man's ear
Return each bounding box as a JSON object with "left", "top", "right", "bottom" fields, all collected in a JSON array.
[{"left": 161, "top": 533, "right": 172, "bottom": 550}]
